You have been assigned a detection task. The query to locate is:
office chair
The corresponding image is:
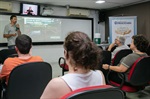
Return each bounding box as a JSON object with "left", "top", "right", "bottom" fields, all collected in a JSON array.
[
  {"left": 61, "top": 85, "right": 125, "bottom": 99},
  {"left": 3, "top": 62, "right": 52, "bottom": 99},
  {"left": 0, "top": 49, "right": 17, "bottom": 64},
  {"left": 146, "top": 44, "right": 150, "bottom": 56},
  {"left": 100, "top": 51, "right": 111, "bottom": 79},
  {"left": 101, "top": 51, "right": 111, "bottom": 65},
  {"left": 111, "top": 49, "right": 132, "bottom": 66},
  {"left": 58, "top": 57, "right": 68, "bottom": 75},
  {"left": 107, "top": 57, "right": 150, "bottom": 92}
]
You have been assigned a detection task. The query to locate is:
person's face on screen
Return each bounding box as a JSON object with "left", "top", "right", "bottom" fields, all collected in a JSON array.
[
  {"left": 11, "top": 17, "right": 17, "bottom": 24},
  {"left": 29, "top": 7, "right": 32, "bottom": 10}
]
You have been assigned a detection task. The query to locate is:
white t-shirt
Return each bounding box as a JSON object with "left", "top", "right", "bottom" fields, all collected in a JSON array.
[
  {"left": 61, "top": 70, "right": 105, "bottom": 91},
  {"left": 4, "top": 24, "right": 18, "bottom": 46}
]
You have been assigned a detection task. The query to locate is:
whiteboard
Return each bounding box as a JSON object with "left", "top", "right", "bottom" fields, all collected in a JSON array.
[{"left": 0, "top": 14, "right": 93, "bottom": 44}]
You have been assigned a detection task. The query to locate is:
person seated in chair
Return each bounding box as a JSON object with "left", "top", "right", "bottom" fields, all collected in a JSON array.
[
  {"left": 102, "top": 35, "right": 149, "bottom": 83},
  {"left": 0, "top": 34, "right": 43, "bottom": 84},
  {"left": 108, "top": 36, "right": 130, "bottom": 59},
  {"left": 40, "top": 31, "right": 105, "bottom": 99}
]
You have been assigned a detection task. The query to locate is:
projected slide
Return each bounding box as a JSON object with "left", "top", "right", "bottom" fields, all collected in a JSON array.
[
  {"left": 0, "top": 15, "right": 92, "bottom": 43},
  {"left": 24, "top": 17, "right": 62, "bottom": 42}
]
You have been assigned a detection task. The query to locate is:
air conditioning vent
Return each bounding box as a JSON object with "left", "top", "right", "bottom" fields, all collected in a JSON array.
[
  {"left": 0, "top": 1, "right": 12, "bottom": 12},
  {"left": 68, "top": 8, "right": 90, "bottom": 17}
]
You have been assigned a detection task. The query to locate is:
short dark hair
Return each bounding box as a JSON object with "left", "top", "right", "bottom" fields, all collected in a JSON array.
[
  {"left": 64, "top": 31, "right": 102, "bottom": 70},
  {"left": 15, "top": 34, "right": 32, "bottom": 54},
  {"left": 10, "top": 15, "right": 16, "bottom": 20},
  {"left": 132, "top": 35, "right": 149, "bottom": 52}
]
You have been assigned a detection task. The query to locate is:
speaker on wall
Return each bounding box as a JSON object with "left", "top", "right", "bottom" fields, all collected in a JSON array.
[{"left": 98, "top": 11, "right": 106, "bottom": 23}]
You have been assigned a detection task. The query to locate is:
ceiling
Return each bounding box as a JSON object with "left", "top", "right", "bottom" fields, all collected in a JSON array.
[{"left": 8, "top": 0, "right": 150, "bottom": 10}]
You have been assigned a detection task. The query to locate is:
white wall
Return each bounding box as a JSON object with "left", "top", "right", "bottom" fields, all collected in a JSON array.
[
  {"left": 0, "top": 45, "right": 64, "bottom": 63},
  {"left": 31, "top": 45, "right": 64, "bottom": 63},
  {"left": 1, "top": 1, "right": 105, "bottom": 63},
  {"left": 11, "top": 2, "right": 20, "bottom": 13},
  {"left": 99, "top": 22, "right": 105, "bottom": 42}
]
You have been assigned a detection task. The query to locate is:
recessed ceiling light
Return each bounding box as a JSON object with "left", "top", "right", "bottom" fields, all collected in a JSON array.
[{"left": 96, "top": 0, "right": 105, "bottom": 4}]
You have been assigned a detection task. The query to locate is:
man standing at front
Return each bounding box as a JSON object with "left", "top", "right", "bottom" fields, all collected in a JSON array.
[{"left": 3, "top": 15, "right": 21, "bottom": 49}]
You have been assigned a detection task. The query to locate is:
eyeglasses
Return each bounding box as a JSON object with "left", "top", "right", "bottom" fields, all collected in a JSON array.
[{"left": 115, "top": 39, "right": 119, "bottom": 41}]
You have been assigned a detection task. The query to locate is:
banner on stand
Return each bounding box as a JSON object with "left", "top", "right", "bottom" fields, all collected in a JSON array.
[{"left": 109, "top": 16, "right": 137, "bottom": 44}]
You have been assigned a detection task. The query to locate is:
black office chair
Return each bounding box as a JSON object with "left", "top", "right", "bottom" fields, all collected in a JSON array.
[
  {"left": 0, "top": 49, "right": 17, "bottom": 64},
  {"left": 100, "top": 51, "right": 111, "bottom": 79},
  {"left": 146, "top": 44, "right": 150, "bottom": 56},
  {"left": 61, "top": 85, "right": 124, "bottom": 99},
  {"left": 3, "top": 62, "right": 52, "bottom": 99},
  {"left": 107, "top": 57, "right": 150, "bottom": 92},
  {"left": 111, "top": 49, "right": 132, "bottom": 66},
  {"left": 58, "top": 57, "right": 69, "bottom": 75},
  {"left": 101, "top": 51, "right": 111, "bottom": 65}
]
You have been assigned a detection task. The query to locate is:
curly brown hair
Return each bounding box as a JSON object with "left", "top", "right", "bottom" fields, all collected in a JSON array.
[
  {"left": 132, "top": 35, "right": 149, "bottom": 52},
  {"left": 64, "top": 31, "right": 102, "bottom": 70}
]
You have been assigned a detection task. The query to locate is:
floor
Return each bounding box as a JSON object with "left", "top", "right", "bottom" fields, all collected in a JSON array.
[
  {"left": 126, "top": 86, "right": 150, "bottom": 99},
  {"left": 50, "top": 62, "right": 150, "bottom": 99}
]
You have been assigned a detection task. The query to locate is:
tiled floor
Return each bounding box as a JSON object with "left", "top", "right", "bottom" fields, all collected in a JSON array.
[{"left": 50, "top": 62, "right": 150, "bottom": 99}]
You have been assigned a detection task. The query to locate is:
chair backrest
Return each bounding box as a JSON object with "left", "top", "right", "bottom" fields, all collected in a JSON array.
[
  {"left": 8, "top": 53, "right": 18, "bottom": 58},
  {"left": 146, "top": 44, "right": 150, "bottom": 56},
  {"left": 112, "top": 49, "right": 132, "bottom": 66},
  {"left": 128, "top": 57, "right": 150, "bottom": 86},
  {"left": 61, "top": 85, "right": 124, "bottom": 99},
  {"left": 58, "top": 57, "right": 69, "bottom": 75},
  {"left": 100, "top": 51, "right": 111, "bottom": 77},
  {"left": 0, "top": 49, "right": 17, "bottom": 64},
  {"left": 6, "top": 62, "right": 52, "bottom": 99},
  {"left": 102, "top": 51, "right": 111, "bottom": 65},
  {"left": 58, "top": 57, "right": 66, "bottom": 68}
]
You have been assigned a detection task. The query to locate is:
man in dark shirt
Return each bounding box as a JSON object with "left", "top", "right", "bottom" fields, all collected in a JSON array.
[{"left": 26, "top": 7, "right": 34, "bottom": 15}]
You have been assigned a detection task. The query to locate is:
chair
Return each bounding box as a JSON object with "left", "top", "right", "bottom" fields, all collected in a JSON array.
[
  {"left": 101, "top": 51, "right": 111, "bottom": 65},
  {"left": 100, "top": 51, "right": 111, "bottom": 79},
  {"left": 146, "top": 44, "right": 150, "bottom": 56},
  {"left": 0, "top": 49, "right": 17, "bottom": 64},
  {"left": 7, "top": 54, "right": 18, "bottom": 58},
  {"left": 3, "top": 62, "right": 52, "bottom": 99},
  {"left": 58, "top": 57, "right": 69, "bottom": 75},
  {"left": 61, "top": 85, "right": 125, "bottom": 99},
  {"left": 111, "top": 49, "right": 132, "bottom": 66},
  {"left": 107, "top": 57, "right": 150, "bottom": 92}
]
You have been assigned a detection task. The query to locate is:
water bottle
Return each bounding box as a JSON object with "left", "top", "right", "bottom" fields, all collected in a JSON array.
[{"left": 94, "top": 33, "right": 101, "bottom": 44}]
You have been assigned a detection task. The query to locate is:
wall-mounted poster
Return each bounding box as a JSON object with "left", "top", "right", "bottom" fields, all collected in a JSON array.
[{"left": 109, "top": 16, "right": 137, "bottom": 44}]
